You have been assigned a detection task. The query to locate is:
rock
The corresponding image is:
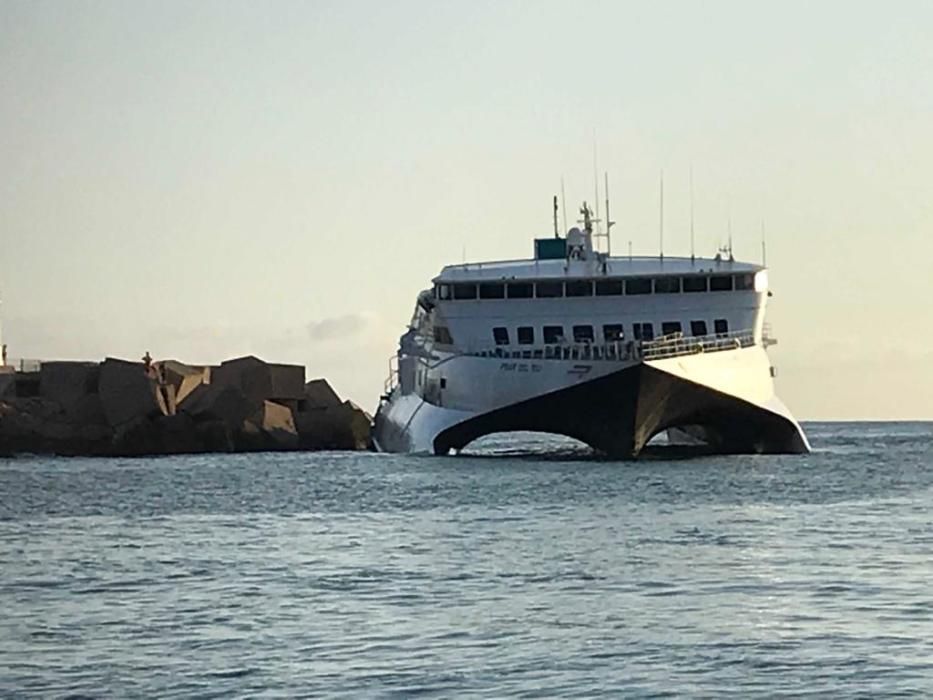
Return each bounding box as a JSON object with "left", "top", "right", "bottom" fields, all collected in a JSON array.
[
  {"left": 158, "top": 360, "right": 209, "bottom": 405},
  {"left": 112, "top": 415, "right": 162, "bottom": 456},
  {"left": 98, "top": 358, "right": 166, "bottom": 428},
  {"left": 195, "top": 419, "right": 235, "bottom": 453},
  {"left": 0, "top": 397, "right": 112, "bottom": 456},
  {"left": 155, "top": 413, "right": 204, "bottom": 454},
  {"left": 303, "top": 378, "right": 342, "bottom": 410},
  {"left": 181, "top": 382, "right": 257, "bottom": 428},
  {"left": 212, "top": 355, "right": 305, "bottom": 404},
  {"left": 39, "top": 362, "right": 100, "bottom": 415},
  {"left": 0, "top": 369, "right": 15, "bottom": 400},
  {"left": 256, "top": 400, "right": 298, "bottom": 449},
  {"left": 295, "top": 400, "right": 372, "bottom": 450}
]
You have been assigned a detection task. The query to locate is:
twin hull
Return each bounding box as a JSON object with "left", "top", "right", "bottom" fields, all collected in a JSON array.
[{"left": 373, "top": 345, "right": 810, "bottom": 457}]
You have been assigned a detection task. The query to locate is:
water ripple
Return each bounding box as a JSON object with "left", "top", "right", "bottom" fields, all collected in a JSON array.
[{"left": 2, "top": 422, "right": 933, "bottom": 697}]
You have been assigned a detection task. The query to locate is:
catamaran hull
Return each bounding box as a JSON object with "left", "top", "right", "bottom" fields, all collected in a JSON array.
[{"left": 373, "top": 347, "right": 809, "bottom": 458}]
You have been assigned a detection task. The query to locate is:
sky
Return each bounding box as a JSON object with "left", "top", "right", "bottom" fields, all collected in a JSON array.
[{"left": 1, "top": 0, "right": 931, "bottom": 419}]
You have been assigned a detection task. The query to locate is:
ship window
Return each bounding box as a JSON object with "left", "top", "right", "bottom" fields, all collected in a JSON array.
[
  {"left": 654, "top": 277, "right": 681, "bottom": 294},
  {"left": 434, "top": 326, "right": 454, "bottom": 344},
  {"left": 493, "top": 327, "right": 509, "bottom": 345},
  {"left": 565, "top": 280, "right": 593, "bottom": 297},
  {"left": 437, "top": 284, "right": 451, "bottom": 300},
  {"left": 536, "top": 281, "right": 563, "bottom": 298},
  {"left": 595, "top": 279, "right": 624, "bottom": 296},
  {"left": 517, "top": 326, "right": 534, "bottom": 345},
  {"left": 734, "top": 274, "right": 754, "bottom": 291},
  {"left": 507, "top": 282, "right": 533, "bottom": 299},
  {"left": 625, "top": 278, "right": 652, "bottom": 295},
  {"left": 714, "top": 318, "right": 729, "bottom": 335},
  {"left": 633, "top": 323, "right": 654, "bottom": 341},
  {"left": 661, "top": 322, "right": 682, "bottom": 336},
  {"left": 479, "top": 283, "right": 505, "bottom": 299},
  {"left": 572, "top": 325, "right": 594, "bottom": 342},
  {"left": 710, "top": 275, "right": 733, "bottom": 291},
  {"left": 682, "top": 276, "right": 707, "bottom": 293},
  {"left": 453, "top": 283, "right": 477, "bottom": 300},
  {"left": 690, "top": 320, "right": 708, "bottom": 337},
  {"left": 603, "top": 324, "right": 624, "bottom": 341},
  {"left": 543, "top": 325, "right": 564, "bottom": 344}
]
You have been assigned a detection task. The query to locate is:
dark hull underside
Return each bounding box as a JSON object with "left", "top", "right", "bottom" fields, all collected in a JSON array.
[{"left": 434, "top": 364, "right": 808, "bottom": 458}]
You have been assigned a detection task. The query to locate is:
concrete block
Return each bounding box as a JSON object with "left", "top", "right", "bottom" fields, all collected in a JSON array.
[
  {"left": 39, "top": 362, "right": 99, "bottom": 414},
  {"left": 294, "top": 400, "right": 372, "bottom": 450},
  {"left": 98, "top": 358, "right": 166, "bottom": 427},
  {"left": 0, "top": 370, "right": 15, "bottom": 400},
  {"left": 158, "top": 360, "right": 209, "bottom": 405},
  {"left": 181, "top": 383, "right": 256, "bottom": 428},
  {"left": 303, "top": 378, "right": 342, "bottom": 409},
  {"left": 212, "top": 355, "right": 305, "bottom": 403},
  {"left": 257, "top": 400, "right": 298, "bottom": 449}
]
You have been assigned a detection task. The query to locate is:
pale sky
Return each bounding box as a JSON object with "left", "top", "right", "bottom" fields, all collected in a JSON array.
[{"left": 1, "top": 0, "right": 931, "bottom": 419}]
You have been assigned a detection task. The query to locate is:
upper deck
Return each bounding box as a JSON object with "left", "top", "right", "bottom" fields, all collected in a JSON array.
[{"left": 436, "top": 255, "right": 762, "bottom": 284}]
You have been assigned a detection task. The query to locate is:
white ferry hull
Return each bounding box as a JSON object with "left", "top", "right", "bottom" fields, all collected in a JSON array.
[{"left": 374, "top": 346, "right": 809, "bottom": 458}]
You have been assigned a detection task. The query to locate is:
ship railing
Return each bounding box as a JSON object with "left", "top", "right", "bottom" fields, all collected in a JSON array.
[
  {"left": 762, "top": 322, "right": 777, "bottom": 347},
  {"left": 466, "top": 340, "right": 640, "bottom": 363},
  {"left": 462, "top": 328, "right": 756, "bottom": 363},
  {"left": 640, "top": 329, "right": 756, "bottom": 361},
  {"left": 383, "top": 355, "right": 399, "bottom": 396}
]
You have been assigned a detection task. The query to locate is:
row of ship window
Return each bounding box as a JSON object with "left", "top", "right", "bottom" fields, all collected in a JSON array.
[
  {"left": 436, "top": 273, "right": 754, "bottom": 301},
  {"left": 429, "top": 320, "right": 733, "bottom": 345},
  {"left": 486, "top": 319, "right": 730, "bottom": 346}
]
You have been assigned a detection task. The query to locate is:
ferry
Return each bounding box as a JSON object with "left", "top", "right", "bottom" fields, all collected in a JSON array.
[{"left": 374, "top": 197, "right": 809, "bottom": 457}]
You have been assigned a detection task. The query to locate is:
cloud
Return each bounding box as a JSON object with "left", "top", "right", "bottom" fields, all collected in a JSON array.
[{"left": 306, "top": 314, "right": 369, "bottom": 342}]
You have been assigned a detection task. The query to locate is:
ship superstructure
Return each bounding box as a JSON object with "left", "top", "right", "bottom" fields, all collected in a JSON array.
[{"left": 374, "top": 202, "right": 809, "bottom": 457}]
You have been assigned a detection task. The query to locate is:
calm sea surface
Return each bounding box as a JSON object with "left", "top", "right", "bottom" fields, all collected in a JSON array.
[{"left": 2, "top": 422, "right": 933, "bottom": 698}]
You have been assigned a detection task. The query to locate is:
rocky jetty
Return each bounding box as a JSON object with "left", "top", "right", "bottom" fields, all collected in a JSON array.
[{"left": 0, "top": 356, "right": 372, "bottom": 457}]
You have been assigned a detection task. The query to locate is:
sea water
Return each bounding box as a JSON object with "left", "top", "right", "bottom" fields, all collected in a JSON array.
[{"left": 2, "top": 422, "right": 933, "bottom": 697}]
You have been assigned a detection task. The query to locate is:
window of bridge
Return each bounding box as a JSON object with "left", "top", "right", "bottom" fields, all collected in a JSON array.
[
  {"left": 536, "top": 281, "right": 563, "bottom": 298},
  {"left": 453, "top": 284, "right": 477, "bottom": 300},
  {"left": 709, "top": 275, "right": 733, "bottom": 291},
  {"left": 507, "top": 282, "right": 533, "bottom": 299},
  {"left": 734, "top": 274, "right": 754, "bottom": 291},
  {"left": 479, "top": 283, "right": 505, "bottom": 299},
  {"left": 565, "top": 280, "right": 593, "bottom": 297},
  {"left": 682, "top": 276, "right": 707, "bottom": 293},
  {"left": 654, "top": 277, "right": 681, "bottom": 294},
  {"left": 595, "top": 279, "right": 624, "bottom": 295}
]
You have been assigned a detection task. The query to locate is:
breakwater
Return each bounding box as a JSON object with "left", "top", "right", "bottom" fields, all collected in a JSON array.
[{"left": 0, "top": 356, "right": 371, "bottom": 456}]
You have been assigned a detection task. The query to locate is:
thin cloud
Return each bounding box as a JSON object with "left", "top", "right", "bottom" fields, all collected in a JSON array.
[{"left": 307, "top": 314, "right": 368, "bottom": 342}]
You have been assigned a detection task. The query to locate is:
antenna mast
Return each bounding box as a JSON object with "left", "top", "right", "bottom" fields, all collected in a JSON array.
[
  {"left": 727, "top": 215, "right": 734, "bottom": 262},
  {"left": 604, "top": 172, "right": 614, "bottom": 256},
  {"left": 761, "top": 220, "right": 767, "bottom": 266}
]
